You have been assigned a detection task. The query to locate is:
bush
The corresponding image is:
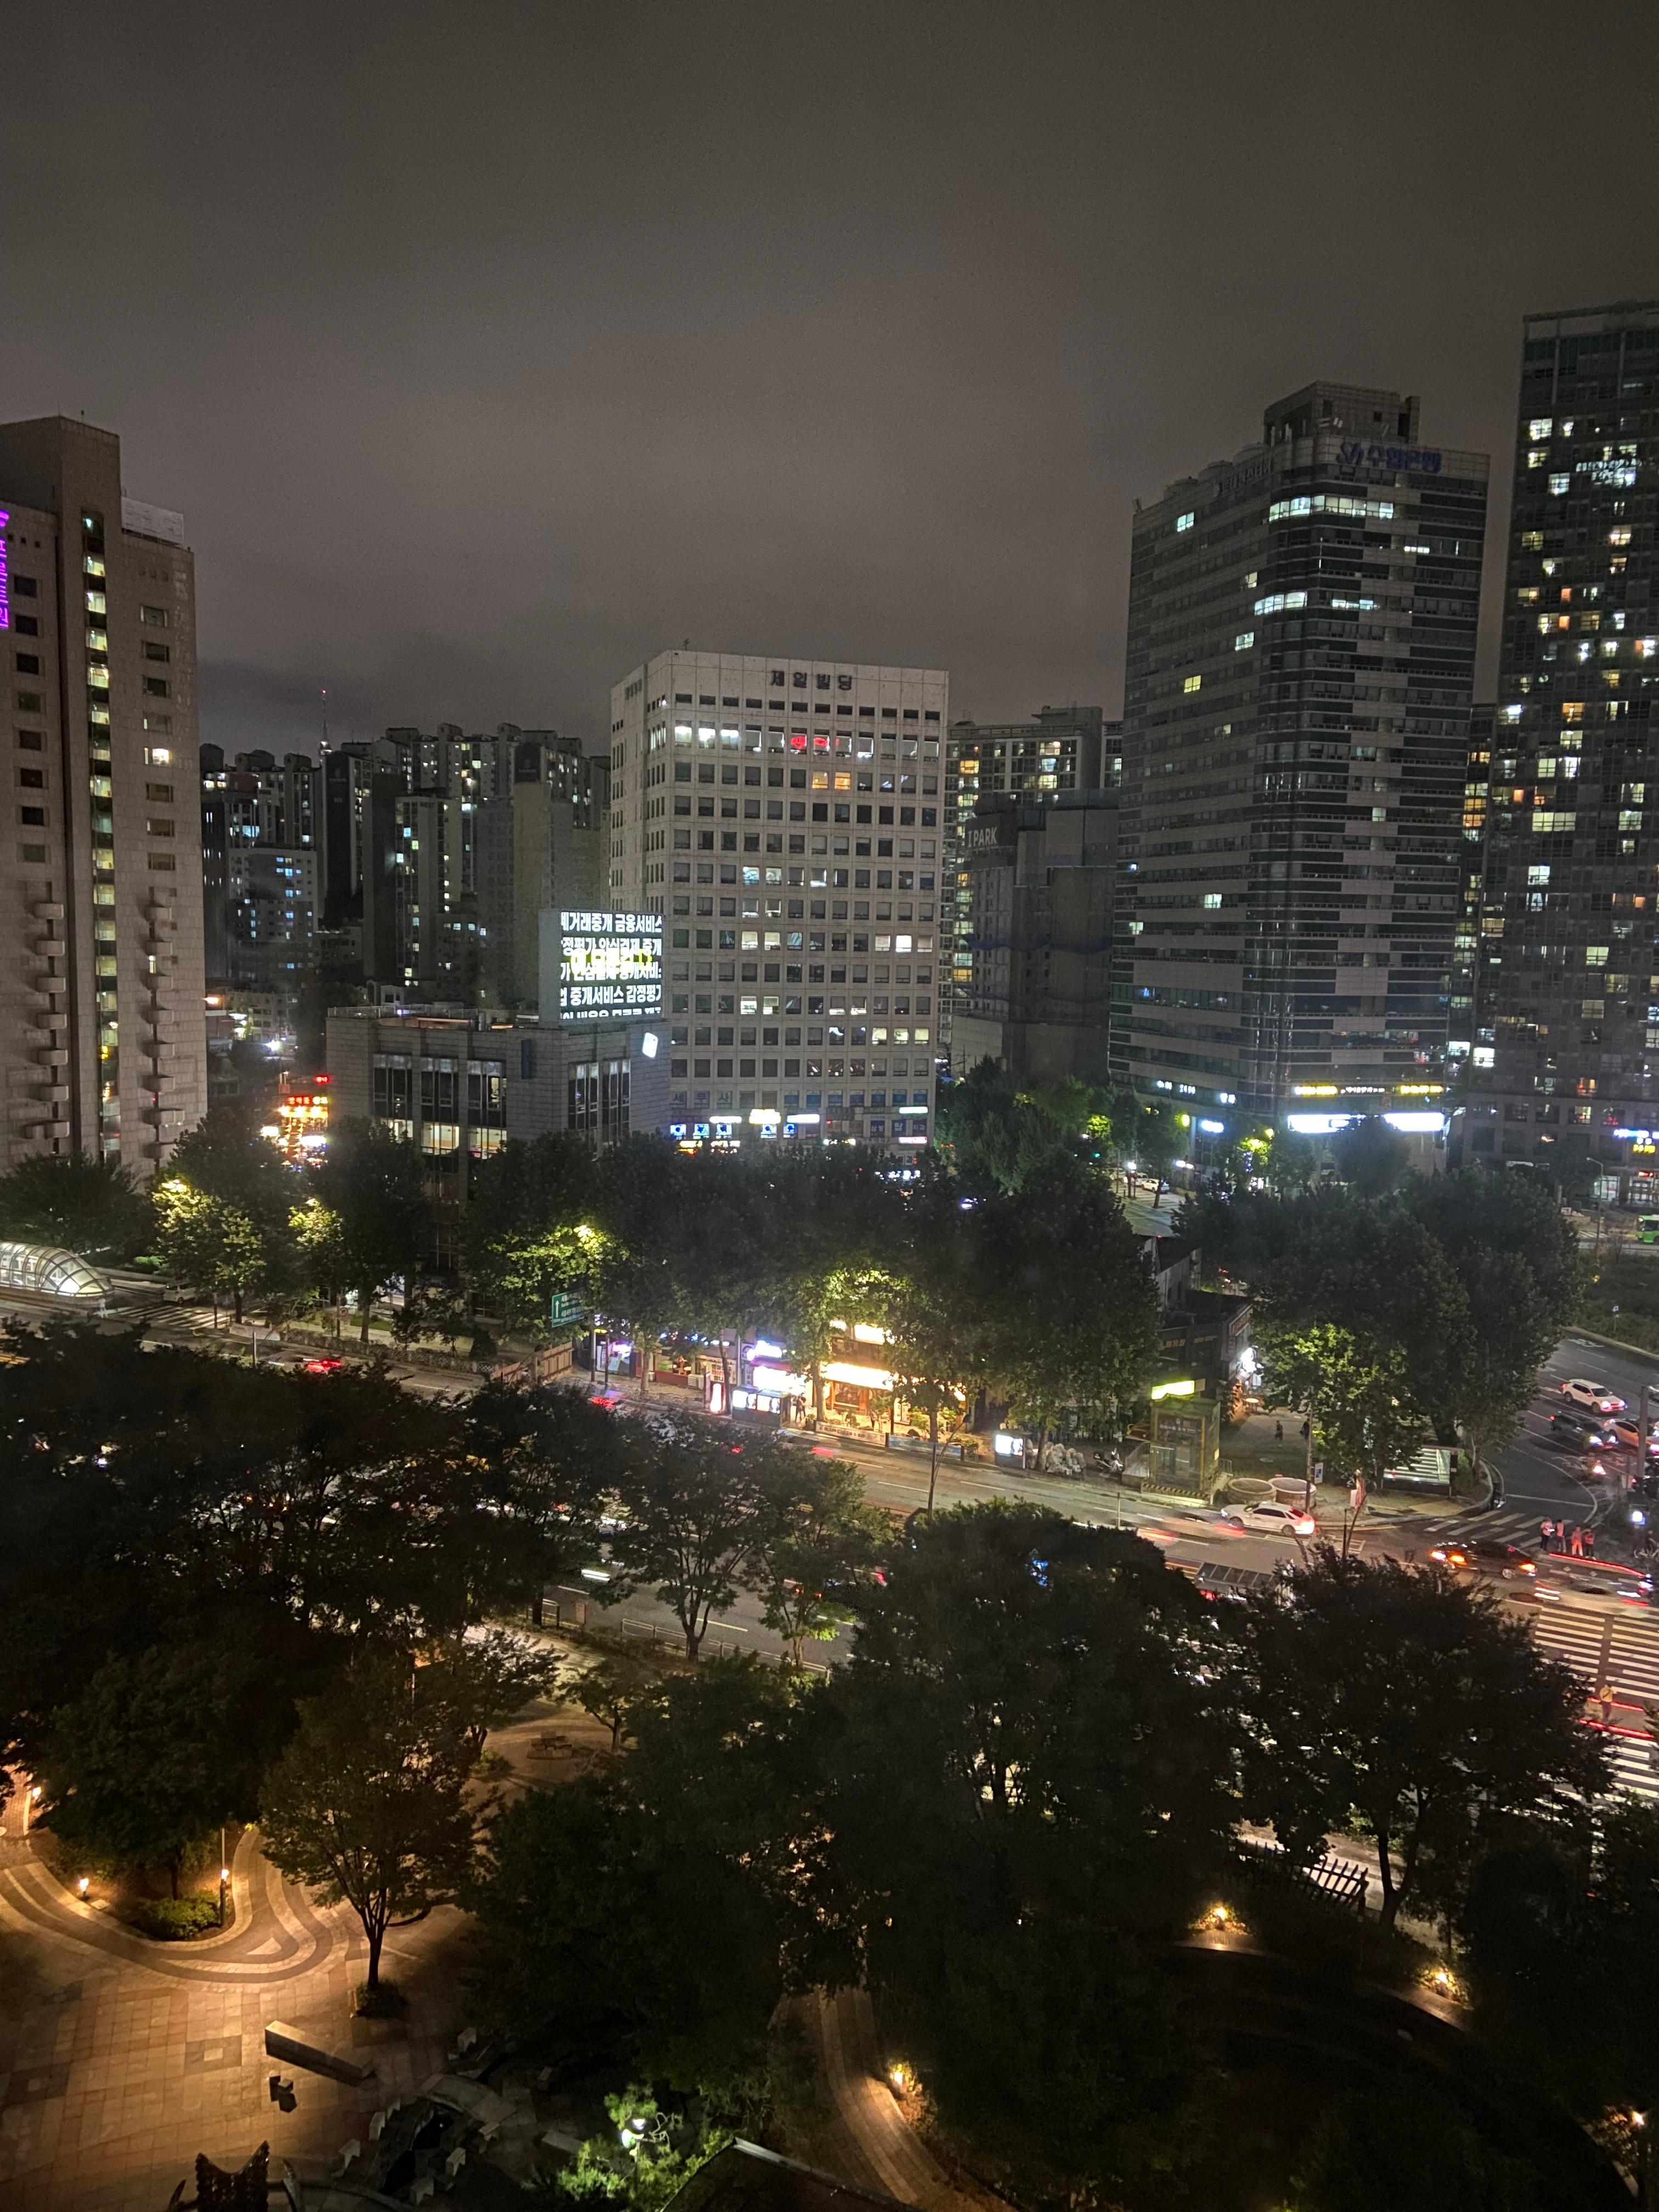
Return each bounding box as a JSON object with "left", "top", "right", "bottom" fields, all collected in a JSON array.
[{"left": 124, "top": 1894, "right": 223, "bottom": 1940}]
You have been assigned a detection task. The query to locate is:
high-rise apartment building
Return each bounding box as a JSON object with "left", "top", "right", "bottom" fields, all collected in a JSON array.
[
  {"left": 1447, "top": 703, "right": 1493, "bottom": 1060},
  {"left": 1455, "top": 303, "right": 1659, "bottom": 1197},
  {"left": 1114, "top": 382, "right": 1487, "bottom": 1135},
  {"left": 607, "top": 647, "right": 947, "bottom": 1146},
  {"left": 943, "top": 704, "right": 1120, "bottom": 1042},
  {"left": 0, "top": 416, "right": 206, "bottom": 1174},
  {"left": 315, "top": 723, "right": 609, "bottom": 1011},
  {"left": 200, "top": 744, "right": 318, "bottom": 1005},
  {"left": 320, "top": 736, "right": 399, "bottom": 980}
]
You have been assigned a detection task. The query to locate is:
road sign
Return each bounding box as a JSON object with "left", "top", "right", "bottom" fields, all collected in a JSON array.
[{"left": 549, "top": 1291, "right": 586, "bottom": 1328}]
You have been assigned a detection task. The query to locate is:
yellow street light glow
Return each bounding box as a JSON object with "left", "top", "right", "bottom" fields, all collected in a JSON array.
[{"left": 1149, "top": 1378, "right": 1197, "bottom": 1400}]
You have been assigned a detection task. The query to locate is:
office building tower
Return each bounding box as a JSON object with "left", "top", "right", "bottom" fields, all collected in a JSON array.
[
  {"left": 1457, "top": 301, "right": 1659, "bottom": 1196},
  {"left": 951, "top": 788, "right": 1118, "bottom": 1085},
  {"left": 606, "top": 647, "right": 947, "bottom": 1147},
  {"left": 0, "top": 415, "right": 206, "bottom": 1173},
  {"left": 944, "top": 704, "right": 1120, "bottom": 1041},
  {"left": 1114, "top": 382, "right": 1487, "bottom": 1137}
]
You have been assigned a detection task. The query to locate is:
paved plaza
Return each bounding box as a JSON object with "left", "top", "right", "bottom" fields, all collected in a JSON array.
[{"left": 0, "top": 1807, "right": 468, "bottom": 2210}]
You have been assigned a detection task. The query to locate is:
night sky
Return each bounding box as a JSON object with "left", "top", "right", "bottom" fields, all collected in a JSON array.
[{"left": 5, "top": 3, "right": 1657, "bottom": 755}]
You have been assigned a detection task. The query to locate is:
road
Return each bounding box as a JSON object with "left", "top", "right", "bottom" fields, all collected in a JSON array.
[{"left": 1484, "top": 1331, "right": 1657, "bottom": 1547}]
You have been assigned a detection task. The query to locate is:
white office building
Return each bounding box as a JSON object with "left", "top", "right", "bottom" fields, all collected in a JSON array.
[{"left": 607, "top": 647, "right": 947, "bottom": 1147}]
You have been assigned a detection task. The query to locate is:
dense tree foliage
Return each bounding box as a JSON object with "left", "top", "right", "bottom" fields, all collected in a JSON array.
[
  {"left": 0, "top": 1325, "right": 543, "bottom": 1834},
  {"left": 476, "top": 1505, "right": 1243, "bottom": 2202},
  {"left": 0, "top": 1154, "right": 152, "bottom": 1263},
  {"left": 1181, "top": 1170, "right": 1584, "bottom": 1483},
  {"left": 1231, "top": 1551, "right": 1607, "bottom": 1925}
]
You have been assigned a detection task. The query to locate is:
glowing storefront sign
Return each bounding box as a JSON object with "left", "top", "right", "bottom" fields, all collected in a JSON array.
[
  {"left": 0, "top": 508, "right": 9, "bottom": 630},
  {"left": 556, "top": 910, "right": 662, "bottom": 1024},
  {"left": 752, "top": 1363, "right": 809, "bottom": 1396},
  {"left": 821, "top": 1359, "right": 894, "bottom": 1392}
]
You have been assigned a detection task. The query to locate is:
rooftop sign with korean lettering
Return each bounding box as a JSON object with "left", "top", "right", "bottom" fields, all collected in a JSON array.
[{"left": 546, "top": 910, "right": 662, "bottom": 1025}]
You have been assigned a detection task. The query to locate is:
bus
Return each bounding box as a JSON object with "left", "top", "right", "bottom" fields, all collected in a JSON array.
[{"left": 1639, "top": 1215, "right": 1659, "bottom": 1246}]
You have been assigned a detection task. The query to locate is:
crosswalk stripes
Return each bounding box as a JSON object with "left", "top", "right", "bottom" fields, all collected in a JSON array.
[{"left": 1530, "top": 1605, "right": 1659, "bottom": 1801}]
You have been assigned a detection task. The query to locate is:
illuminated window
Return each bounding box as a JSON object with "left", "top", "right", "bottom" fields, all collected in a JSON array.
[
  {"left": 1528, "top": 417, "right": 1553, "bottom": 440},
  {"left": 1549, "top": 474, "right": 1570, "bottom": 495},
  {"left": 1203, "top": 893, "right": 1222, "bottom": 909},
  {"left": 1175, "top": 511, "right": 1194, "bottom": 532},
  {"left": 1234, "top": 631, "right": 1255, "bottom": 651},
  {"left": 1183, "top": 674, "right": 1202, "bottom": 694}
]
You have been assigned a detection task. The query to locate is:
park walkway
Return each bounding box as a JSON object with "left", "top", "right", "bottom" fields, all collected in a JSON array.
[{"left": 0, "top": 1803, "right": 465, "bottom": 2210}]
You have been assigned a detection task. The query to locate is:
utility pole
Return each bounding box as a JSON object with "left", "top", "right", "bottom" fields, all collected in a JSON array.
[{"left": 1642, "top": 1383, "right": 1651, "bottom": 1504}]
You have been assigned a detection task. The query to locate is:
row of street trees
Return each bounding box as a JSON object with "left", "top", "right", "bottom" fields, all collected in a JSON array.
[
  {"left": 126, "top": 1104, "right": 1164, "bottom": 1468},
  {"left": 1180, "top": 1168, "right": 1585, "bottom": 1492}
]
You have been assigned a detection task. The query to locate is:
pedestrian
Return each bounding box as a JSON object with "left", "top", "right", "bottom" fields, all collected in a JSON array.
[
  {"left": 1274, "top": 1419, "right": 1284, "bottom": 1442},
  {"left": 1583, "top": 1524, "right": 1597, "bottom": 1559},
  {"left": 1540, "top": 1517, "right": 1555, "bottom": 1553},
  {"left": 1300, "top": 1419, "right": 1311, "bottom": 1442},
  {"left": 1570, "top": 1523, "right": 1585, "bottom": 1558},
  {"left": 1597, "top": 1679, "right": 1616, "bottom": 1728}
]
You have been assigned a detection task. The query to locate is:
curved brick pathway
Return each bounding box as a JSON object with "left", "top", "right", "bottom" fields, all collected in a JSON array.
[{"left": 0, "top": 1821, "right": 465, "bottom": 2211}]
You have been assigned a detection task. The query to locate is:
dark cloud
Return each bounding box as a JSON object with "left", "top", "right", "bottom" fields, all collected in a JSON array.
[{"left": 4, "top": 1, "right": 1657, "bottom": 751}]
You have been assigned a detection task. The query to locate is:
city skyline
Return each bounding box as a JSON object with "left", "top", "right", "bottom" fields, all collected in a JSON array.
[{"left": 4, "top": 4, "right": 1656, "bottom": 757}]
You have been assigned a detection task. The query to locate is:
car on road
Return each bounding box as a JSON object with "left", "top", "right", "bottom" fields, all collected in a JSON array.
[
  {"left": 1427, "top": 1538, "right": 1537, "bottom": 1584},
  {"left": 1532, "top": 1558, "right": 1656, "bottom": 1616},
  {"left": 1560, "top": 1377, "right": 1628, "bottom": 1415},
  {"left": 1609, "top": 1414, "right": 1659, "bottom": 1455},
  {"left": 1550, "top": 1409, "right": 1617, "bottom": 1452},
  {"left": 1218, "top": 1501, "right": 1317, "bottom": 1539},
  {"left": 303, "top": 1355, "right": 345, "bottom": 1375}
]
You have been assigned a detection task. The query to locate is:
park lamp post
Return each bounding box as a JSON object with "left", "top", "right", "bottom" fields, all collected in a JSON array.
[{"left": 1633, "top": 2111, "right": 1649, "bottom": 2209}]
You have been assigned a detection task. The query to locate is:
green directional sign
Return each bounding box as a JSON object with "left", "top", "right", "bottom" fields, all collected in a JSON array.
[{"left": 549, "top": 1292, "right": 587, "bottom": 1328}]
